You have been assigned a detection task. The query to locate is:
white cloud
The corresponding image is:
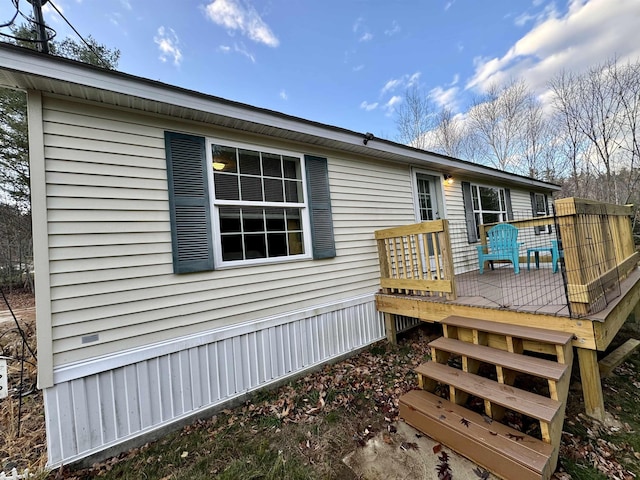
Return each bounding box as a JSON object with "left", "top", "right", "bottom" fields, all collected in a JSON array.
[
  {"left": 353, "top": 16, "right": 373, "bottom": 42},
  {"left": 466, "top": 0, "right": 640, "bottom": 95},
  {"left": 279, "top": 89, "right": 288, "bottom": 100},
  {"left": 120, "top": 0, "right": 132, "bottom": 10},
  {"left": 360, "top": 101, "right": 379, "bottom": 111},
  {"left": 154, "top": 27, "right": 183, "bottom": 66},
  {"left": 429, "top": 85, "right": 460, "bottom": 110},
  {"left": 218, "top": 45, "right": 231, "bottom": 53},
  {"left": 385, "top": 21, "right": 400, "bottom": 36},
  {"left": 353, "top": 64, "right": 364, "bottom": 72},
  {"left": 381, "top": 78, "right": 402, "bottom": 95},
  {"left": 449, "top": 74, "right": 460, "bottom": 86},
  {"left": 380, "top": 72, "right": 421, "bottom": 95},
  {"left": 233, "top": 42, "right": 255, "bottom": 63},
  {"left": 444, "top": 0, "right": 456, "bottom": 11},
  {"left": 457, "top": 41, "right": 464, "bottom": 52},
  {"left": 204, "top": 0, "right": 279, "bottom": 47},
  {"left": 514, "top": 2, "right": 559, "bottom": 27},
  {"left": 383, "top": 95, "right": 402, "bottom": 116},
  {"left": 352, "top": 17, "right": 364, "bottom": 33},
  {"left": 514, "top": 11, "right": 537, "bottom": 27},
  {"left": 407, "top": 72, "right": 421, "bottom": 87},
  {"left": 42, "top": 1, "right": 63, "bottom": 23}
]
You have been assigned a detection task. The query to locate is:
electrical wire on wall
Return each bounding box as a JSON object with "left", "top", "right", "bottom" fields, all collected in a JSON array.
[{"left": 0, "top": 286, "right": 37, "bottom": 437}]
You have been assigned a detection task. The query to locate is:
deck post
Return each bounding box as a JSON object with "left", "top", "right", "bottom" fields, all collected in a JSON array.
[
  {"left": 384, "top": 313, "right": 398, "bottom": 345},
  {"left": 577, "top": 348, "right": 605, "bottom": 421},
  {"left": 633, "top": 299, "right": 640, "bottom": 326}
]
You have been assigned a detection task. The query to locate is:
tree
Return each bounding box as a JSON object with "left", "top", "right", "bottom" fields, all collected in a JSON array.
[
  {"left": 431, "top": 108, "right": 469, "bottom": 159},
  {"left": 0, "top": 88, "right": 30, "bottom": 209},
  {"left": 394, "top": 86, "right": 438, "bottom": 150},
  {"left": 0, "top": 23, "right": 120, "bottom": 207},
  {"left": 0, "top": 21, "right": 119, "bottom": 290},
  {"left": 549, "top": 59, "right": 640, "bottom": 204},
  {"left": 466, "top": 80, "right": 531, "bottom": 172}
]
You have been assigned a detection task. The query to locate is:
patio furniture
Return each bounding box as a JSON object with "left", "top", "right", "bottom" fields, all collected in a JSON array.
[
  {"left": 551, "top": 239, "right": 563, "bottom": 273},
  {"left": 526, "top": 240, "right": 564, "bottom": 273},
  {"left": 476, "top": 223, "right": 522, "bottom": 274},
  {"left": 527, "top": 246, "right": 554, "bottom": 271}
]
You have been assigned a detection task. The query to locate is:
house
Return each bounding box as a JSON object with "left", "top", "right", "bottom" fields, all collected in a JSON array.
[{"left": 1, "top": 43, "right": 638, "bottom": 476}]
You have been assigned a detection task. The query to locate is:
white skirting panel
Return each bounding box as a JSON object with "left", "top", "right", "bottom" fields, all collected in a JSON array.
[
  {"left": 394, "top": 315, "right": 422, "bottom": 333},
  {"left": 44, "top": 294, "right": 385, "bottom": 467}
]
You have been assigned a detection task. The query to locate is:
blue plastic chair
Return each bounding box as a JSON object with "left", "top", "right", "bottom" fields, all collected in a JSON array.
[
  {"left": 551, "top": 239, "right": 563, "bottom": 273},
  {"left": 477, "top": 223, "right": 522, "bottom": 274}
]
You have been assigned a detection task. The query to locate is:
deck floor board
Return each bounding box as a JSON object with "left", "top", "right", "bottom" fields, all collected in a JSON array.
[{"left": 453, "top": 266, "right": 570, "bottom": 316}]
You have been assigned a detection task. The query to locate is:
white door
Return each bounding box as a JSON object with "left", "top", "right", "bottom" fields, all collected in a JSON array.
[
  {"left": 414, "top": 173, "right": 442, "bottom": 273},
  {"left": 416, "top": 173, "right": 440, "bottom": 221}
]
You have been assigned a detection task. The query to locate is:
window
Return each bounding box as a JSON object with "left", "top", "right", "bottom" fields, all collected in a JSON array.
[
  {"left": 461, "top": 181, "right": 512, "bottom": 243},
  {"left": 211, "top": 142, "right": 309, "bottom": 265},
  {"left": 532, "top": 192, "right": 551, "bottom": 234},
  {"left": 165, "top": 131, "right": 335, "bottom": 274},
  {"left": 471, "top": 185, "right": 508, "bottom": 236}
]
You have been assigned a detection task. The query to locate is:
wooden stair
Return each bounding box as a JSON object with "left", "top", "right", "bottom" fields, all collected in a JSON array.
[{"left": 399, "top": 316, "right": 574, "bottom": 480}]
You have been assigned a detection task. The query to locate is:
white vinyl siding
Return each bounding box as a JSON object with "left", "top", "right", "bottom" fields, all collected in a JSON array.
[{"left": 41, "top": 96, "right": 416, "bottom": 367}]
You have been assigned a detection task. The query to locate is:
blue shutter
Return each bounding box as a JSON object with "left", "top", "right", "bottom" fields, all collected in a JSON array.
[
  {"left": 165, "top": 131, "right": 214, "bottom": 273},
  {"left": 304, "top": 155, "right": 336, "bottom": 259},
  {"left": 461, "top": 181, "right": 478, "bottom": 243}
]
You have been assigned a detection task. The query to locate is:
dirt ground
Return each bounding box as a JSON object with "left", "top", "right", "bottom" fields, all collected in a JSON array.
[{"left": 0, "top": 289, "right": 44, "bottom": 473}]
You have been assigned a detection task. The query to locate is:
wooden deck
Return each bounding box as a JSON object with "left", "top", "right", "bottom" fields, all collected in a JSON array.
[
  {"left": 377, "top": 266, "right": 640, "bottom": 421},
  {"left": 453, "top": 265, "right": 568, "bottom": 316},
  {"left": 375, "top": 199, "right": 640, "bottom": 422}
]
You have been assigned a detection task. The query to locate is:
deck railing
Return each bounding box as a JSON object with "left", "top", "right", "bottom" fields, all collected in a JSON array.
[
  {"left": 375, "top": 198, "right": 638, "bottom": 317},
  {"left": 375, "top": 219, "right": 457, "bottom": 300},
  {"left": 554, "top": 198, "right": 639, "bottom": 316}
]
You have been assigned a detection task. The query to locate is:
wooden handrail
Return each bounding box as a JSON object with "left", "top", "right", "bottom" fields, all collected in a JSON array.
[
  {"left": 375, "top": 219, "right": 457, "bottom": 300},
  {"left": 555, "top": 198, "right": 638, "bottom": 316}
]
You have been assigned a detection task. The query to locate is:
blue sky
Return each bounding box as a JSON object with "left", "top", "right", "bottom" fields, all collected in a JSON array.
[{"left": 3, "top": 0, "right": 640, "bottom": 140}]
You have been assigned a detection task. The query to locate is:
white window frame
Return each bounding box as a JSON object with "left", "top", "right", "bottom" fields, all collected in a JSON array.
[
  {"left": 471, "top": 183, "right": 508, "bottom": 232},
  {"left": 206, "top": 138, "right": 313, "bottom": 268},
  {"left": 533, "top": 192, "right": 551, "bottom": 234}
]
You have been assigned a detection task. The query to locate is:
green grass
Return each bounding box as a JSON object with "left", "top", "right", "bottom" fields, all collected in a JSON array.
[{"left": 561, "top": 459, "right": 609, "bottom": 480}]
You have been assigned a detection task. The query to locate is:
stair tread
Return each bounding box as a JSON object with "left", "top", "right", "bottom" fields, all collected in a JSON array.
[
  {"left": 400, "top": 389, "right": 553, "bottom": 478},
  {"left": 442, "top": 315, "right": 574, "bottom": 345},
  {"left": 430, "top": 337, "right": 568, "bottom": 381},
  {"left": 415, "top": 362, "right": 561, "bottom": 423}
]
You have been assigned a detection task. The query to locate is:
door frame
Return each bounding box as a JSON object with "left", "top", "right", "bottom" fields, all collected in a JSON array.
[{"left": 410, "top": 167, "right": 448, "bottom": 222}]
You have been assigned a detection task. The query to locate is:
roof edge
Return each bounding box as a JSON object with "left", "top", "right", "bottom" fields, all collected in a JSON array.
[{"left": 0, "top": 43, "right": 561, "bottom": 191}]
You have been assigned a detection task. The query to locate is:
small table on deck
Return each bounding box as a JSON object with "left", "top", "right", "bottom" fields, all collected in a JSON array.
[{"left": 526, "top": 246, "right": 553, "bottom": 271}]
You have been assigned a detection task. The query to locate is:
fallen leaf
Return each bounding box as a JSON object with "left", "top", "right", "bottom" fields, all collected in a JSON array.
[
  {"left": 433, "top": 443, "right": 442, "bottom": 454},
  {"left": 473, "top": 466, "right": 490, "bottom": 479}
]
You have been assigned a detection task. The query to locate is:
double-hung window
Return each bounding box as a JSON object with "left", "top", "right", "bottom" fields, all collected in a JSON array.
[
  {"left": 462, "top": 181, "right": 513, "bottom": 243},
  {"left": 472, "top": 185, "right": 508, "bottom": 235},
  {"left": 532, "top": 192, "right": 551, "bottom": 234},
  {"left": 210, "top": 142, "right": 310, "bottom": 265},
  {"left": 165, "top": 131, "right": 335, "bottom": 274}
]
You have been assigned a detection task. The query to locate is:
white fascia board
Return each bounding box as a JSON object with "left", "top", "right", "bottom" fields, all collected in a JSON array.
[{"left": 0, "top": 45, "right": 560, "bottom": 192}]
